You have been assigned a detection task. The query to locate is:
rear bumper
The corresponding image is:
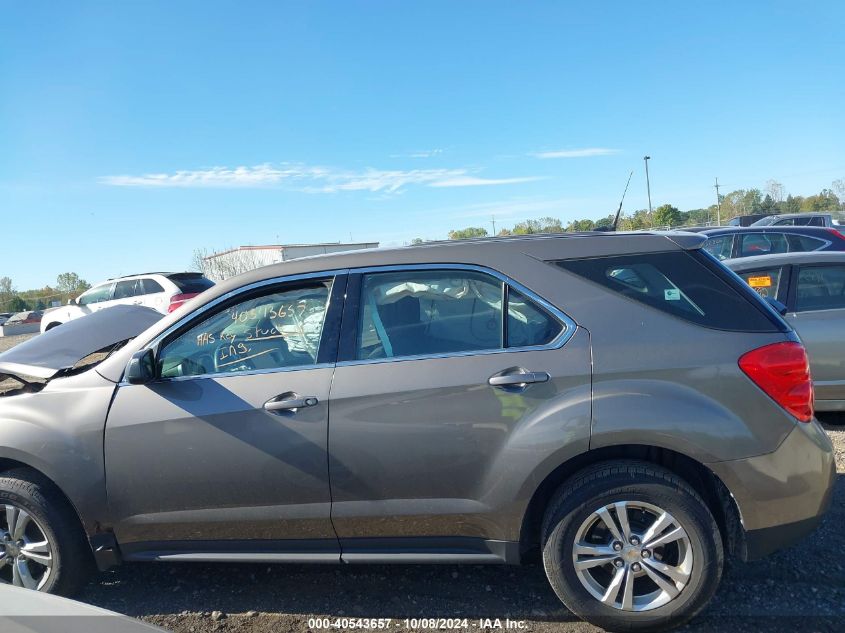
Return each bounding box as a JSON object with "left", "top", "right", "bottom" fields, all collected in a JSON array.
[
  {"left": 743, "top": 514, "right": 826, "bottom": 560},
  {"left": 710, "top": 419, "right": 836, "bottom": 557}
]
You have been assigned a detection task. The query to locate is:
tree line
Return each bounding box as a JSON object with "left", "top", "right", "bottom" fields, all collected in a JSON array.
[
  {"left": 0, "top": 273, "right": 90, "bottom": 314},
  {"left": 437, "top": 179, "right": 845, "bottom": 241}
]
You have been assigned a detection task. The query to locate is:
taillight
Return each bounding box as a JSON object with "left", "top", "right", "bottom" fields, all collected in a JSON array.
[
  {"left": 738, "top": 341, "right": 813, "bottom": 422},
  {"left": 168, "top": 293, "right": 198, "bottom": 313}
]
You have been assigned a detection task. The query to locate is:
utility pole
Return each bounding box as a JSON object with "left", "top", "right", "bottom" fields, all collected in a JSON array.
[
  {"left": 490, "top": 215, "right": 497, "bottom": 236},
  {"left": 714, "top": 177, "right": 722, "bottom": 226},
  {"left": 643, "top": 156, "right": 653, "bottom": 215}
]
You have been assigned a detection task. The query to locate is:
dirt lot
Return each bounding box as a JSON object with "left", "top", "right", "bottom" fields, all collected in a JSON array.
[{"left": 2, "top": 333, "right": 843, "bottom": 632}]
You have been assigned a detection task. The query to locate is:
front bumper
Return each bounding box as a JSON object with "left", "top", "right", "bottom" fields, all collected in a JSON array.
[{"left": 710, "top": 418, "right": 836, "bottom": 559}]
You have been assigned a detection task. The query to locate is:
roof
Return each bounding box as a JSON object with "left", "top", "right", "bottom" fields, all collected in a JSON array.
[
  {"left": 204, "top": 242, "right": 379, "bottom": 260},
  {"left": 700, "top": 225, "right": 840, "bottom": 236},
  {"left": 725, "top": 251, "right": 845, "bottom": 270}
]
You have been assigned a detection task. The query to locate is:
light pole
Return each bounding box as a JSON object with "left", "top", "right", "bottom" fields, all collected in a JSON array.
[{"left": 643, "top": 156, "right": 653, "bottom": 215}]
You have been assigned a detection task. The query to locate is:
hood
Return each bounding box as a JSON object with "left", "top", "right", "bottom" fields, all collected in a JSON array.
[{"left": 0, "top": 305, "right": 162, "bottom": 380}]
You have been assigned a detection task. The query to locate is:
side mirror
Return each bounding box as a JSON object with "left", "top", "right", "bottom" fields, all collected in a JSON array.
[
  {"left": 765, "top": 297, "right": 788, "bottom": 316},
  {"left": 125, "top": 349, "right": 155, "bottom": 385},
  {"left": 68, "top": 298, "right": 77, "bottom": 306}
]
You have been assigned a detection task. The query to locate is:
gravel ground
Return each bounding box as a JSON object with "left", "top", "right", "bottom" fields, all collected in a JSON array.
[{"left": 2, "top": 333, "right": 843, "bottom": 632}]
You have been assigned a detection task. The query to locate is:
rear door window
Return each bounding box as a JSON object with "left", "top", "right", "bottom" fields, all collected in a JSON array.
[
  {"left": 735, "top": 267, "right": 784, "bottom": 300},
  {"left": 702, "top": 235, "right": 733, "bottom": 260},
  {"left": 355, "top": 269, "right": 563, "bottom": 360},
  {"left": 113, "top": 279, "right": 141, "bottom": 299},
  {"left": 739, "top": 232, "right": 789, "bottom": 257},
  {"left": 556, "top": 251, "right": 782, "bottom": 332},
  {"left": 795, "top": 265, "right": 845, "bottom": 312}
]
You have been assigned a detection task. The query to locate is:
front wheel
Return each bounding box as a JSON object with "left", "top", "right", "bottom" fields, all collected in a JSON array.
[
  {"left": 0, "top": 469, "right": 93, "bottom": 595},
  {"left": 541, "top": 461, "right": 723, "bottom": 632}
]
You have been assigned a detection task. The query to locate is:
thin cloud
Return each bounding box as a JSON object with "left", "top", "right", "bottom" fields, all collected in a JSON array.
[
  {"left": 102, "top": 162, "right": 537, "bottom": 193},
  {"left": 531, "top": 147, "right": 620, "bottom": 159},
  {"left": 430, "top": 176, "right": 542, "bottom": 188},
  {"left": 390, "top": 149, "right": 444, "bottom": 159}
]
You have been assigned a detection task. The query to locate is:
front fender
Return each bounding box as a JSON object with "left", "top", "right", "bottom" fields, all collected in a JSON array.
[{"left": 0, "top": 371, "right": 115, "bottom": 534}]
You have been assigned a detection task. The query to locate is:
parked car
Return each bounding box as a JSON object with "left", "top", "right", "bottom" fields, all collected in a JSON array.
[
  {"left": 1, "top": 310, "right": 44, "bottom": 336},
  {"left": 727, "top": 213, "right": 770, "bottom": 227},
  {"left": 726, "top": 251, "right": 845, "bottom": 414},
  {"left": 0, "top": 583, "right": 166, "bottom": 632},
  {"left": 40, "top": 272, "right": 214, "bottom": 332},
  {"left": 700, "top": 226, "right": 845, "bottom": 261},
  {"left": 0, "top": 233, "right": 834, "bottom": 632},
  {"left": 750, "top": 212, "right": 840, "bottom": 228}
]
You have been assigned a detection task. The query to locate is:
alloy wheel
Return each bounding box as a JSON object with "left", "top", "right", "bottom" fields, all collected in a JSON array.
[
  {"left": 0, "top": 504, "right": 54, "bottom": 590},
  {"left": 572, "top": 500, "right": 693, "bottom": 611}
]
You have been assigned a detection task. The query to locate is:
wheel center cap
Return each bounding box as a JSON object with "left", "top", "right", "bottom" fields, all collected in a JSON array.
[{"left": 623, "top": 547, "right": 640, "bottom": 562}]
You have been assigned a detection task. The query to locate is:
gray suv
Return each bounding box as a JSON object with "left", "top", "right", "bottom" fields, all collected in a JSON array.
[{"left": 0, "top": 232, "right": 834, "bottom": 631}]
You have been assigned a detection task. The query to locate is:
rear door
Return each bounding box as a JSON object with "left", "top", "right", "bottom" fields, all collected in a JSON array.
[
  {"left": 326, "top": 265, "right": 591, "bottom": 558},
  {"left": 786, "top": 263, "right": 845, "bottom": 406}
]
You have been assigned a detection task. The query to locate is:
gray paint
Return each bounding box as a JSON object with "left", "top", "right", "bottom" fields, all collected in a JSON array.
[{"left": 0, "top": 231, "right": 833, "bottom": 572}]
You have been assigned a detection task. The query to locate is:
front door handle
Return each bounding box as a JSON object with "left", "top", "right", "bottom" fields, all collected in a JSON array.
[
  {"left": 264, "top": 393, "right": 319, "bottom": 412},
  {"left": 488, "top": 369, "right": 550, "bottom": 388}
]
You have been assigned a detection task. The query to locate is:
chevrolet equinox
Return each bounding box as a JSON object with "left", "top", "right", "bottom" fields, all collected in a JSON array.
[{"left": 0, "top": 232, "right": 835, "bottom": 631}]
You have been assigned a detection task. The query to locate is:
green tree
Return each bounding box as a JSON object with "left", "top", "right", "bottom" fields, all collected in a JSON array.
[
  {"left": 512, "top": 217, "right": 564, "bottom": 234},
  {"left": 447, "top": 227, "right": 488, "bottom": 240},
  {"left": 7, "top": 296, "right": 29, "bottom": 312},
  {"left": 568, "top": 219, "right": 596, "bottom": 231},
  {"left": 784, "top": 195, "right": 802, "bottom": 213},
  {"left": 652, "top": 204, "right": 682, "bottom": 227},
  {"left": 800, "top": 189, "right": 840, "bottom": 212},
  {"left": 56, "top": 272, "right": 90, "bottom": 295}
]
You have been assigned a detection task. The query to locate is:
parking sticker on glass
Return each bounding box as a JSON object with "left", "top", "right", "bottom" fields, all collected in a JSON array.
[
  {"left": 748, "top": 276, "right": 772, "bottom": 288},
  {"left": 664, "top": 288, "right": 681, "bottom": 301}
]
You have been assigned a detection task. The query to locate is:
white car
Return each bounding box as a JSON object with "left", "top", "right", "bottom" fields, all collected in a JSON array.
[{"left": 40, "top": 272, "right": 213, "bottom": 332}]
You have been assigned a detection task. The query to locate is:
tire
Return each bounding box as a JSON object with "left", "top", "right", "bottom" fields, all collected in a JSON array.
[
  {"left": 0, "top": 468, "right": 93, "bottom": 595},
  {"left": 541, "top": 461, "right": 723, "bottom": 632}
]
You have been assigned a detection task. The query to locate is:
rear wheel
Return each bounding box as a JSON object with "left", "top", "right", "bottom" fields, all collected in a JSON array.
[
  {"left": 541, "top": 461, "right": 723, "bottom": 632},
  {"left": 0, "top": 469, "right": 93, "bottom": 595}
]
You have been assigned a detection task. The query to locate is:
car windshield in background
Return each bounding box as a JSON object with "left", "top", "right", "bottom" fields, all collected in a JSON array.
[
  {"left": 556, "top": 251, "right": 781, "bottom": 332},
  {"left": 167, "top": 273, "right": 214, "bottom": 294}
]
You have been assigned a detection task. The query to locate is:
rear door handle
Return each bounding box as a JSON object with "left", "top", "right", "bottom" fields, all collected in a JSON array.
[
  {"left": 488, "top": 370, "right": 550, "bottom": 388},
  {"left": 263, "top": 393, "right": 319, "bottom": 412}
]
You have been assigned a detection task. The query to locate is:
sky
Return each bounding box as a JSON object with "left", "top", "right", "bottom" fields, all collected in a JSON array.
[{"left": 1, "top": 1, "right": 843, "bottom": 289}]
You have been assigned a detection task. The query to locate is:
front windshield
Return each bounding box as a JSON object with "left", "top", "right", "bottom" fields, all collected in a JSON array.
[{"left": 750, "top": 216, "right": 777, "bottom": 226}]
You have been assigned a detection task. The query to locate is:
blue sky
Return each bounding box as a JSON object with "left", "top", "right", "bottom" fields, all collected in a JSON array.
[{"left": 1, "top": 1, "right": 843, "bottom": 289}]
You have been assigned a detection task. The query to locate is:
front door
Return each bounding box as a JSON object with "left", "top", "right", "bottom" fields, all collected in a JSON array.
[
  {"left": 327, "top": 267, "right": 592, "bottom": 558},
  {"left": 105, "top": 274, "right": 345, "bottom": 558}
]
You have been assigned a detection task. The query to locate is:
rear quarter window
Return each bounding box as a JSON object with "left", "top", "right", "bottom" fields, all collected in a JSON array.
[
  {"left": 555, "top": 250, "right": 783, "bottom": 332},
  {"left": 167, "top": 274, "right": 214, "bottom": 294}
]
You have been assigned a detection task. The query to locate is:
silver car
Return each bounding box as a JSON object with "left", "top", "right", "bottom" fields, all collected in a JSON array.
[
  {"left": 727, "top": 250, "right": 845, "bottom": 413},
  {"left": 0, "top": 232, "right": 835, "bottom": 632}
]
